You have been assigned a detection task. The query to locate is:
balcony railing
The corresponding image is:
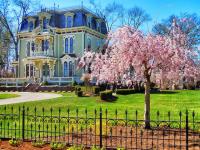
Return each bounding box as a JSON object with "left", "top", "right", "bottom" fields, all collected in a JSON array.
[{"left": 28, "top": 50, "right": 54, "bottom": 57}]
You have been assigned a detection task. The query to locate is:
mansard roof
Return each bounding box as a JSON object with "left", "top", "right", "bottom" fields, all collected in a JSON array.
[{"left": 20, "top": 6, "right": 107, "bottom": 35}]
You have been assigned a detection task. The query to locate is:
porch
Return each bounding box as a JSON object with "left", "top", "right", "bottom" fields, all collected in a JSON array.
[{"left": 0, "top": 77, "right": 81, "bottom": 87}]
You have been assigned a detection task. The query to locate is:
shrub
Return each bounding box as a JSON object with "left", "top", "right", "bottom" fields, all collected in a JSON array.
[
  {"left": 50, "top": 142, "right": 66, "bottom": 150},
  {"left": 94, "top": 86, "right": 100, "bottom": 95},
  {"left": 9, "top": 139, "right": 21, "bottom": 147},
  {"left": 67, "top": 145, "right": 84, "bottom": 150},
  {"left": 77, "top": 91, "right": 83, "bottom": 97},
  {"left": 100, "top": 90, "right": 113, "bottom": 101},
  {"left": 32, "top": 140, "right": 45, "bottom": 148},
  {"left": 73, "top": 81, "right": 78, "bottom": 86},
  {"left": 116, "top": 89, "right": 135, "bottom": 95},
  {"left": 91, "top": 145, "right": 105, "bottom": 150},
  {"left": 42, "top": 81, "right": 48, "bottom": 86},
  {"left": 99, "top": 83, "right": 108, "bottom": 91},
  {"left": 75, "top": 86, "right": 81, "bottom": 95}
]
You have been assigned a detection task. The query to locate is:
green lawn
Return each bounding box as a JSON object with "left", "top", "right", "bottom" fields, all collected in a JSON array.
[
  {"left": 0, "top": 93, "right": 20, "bottom": 99},
  {"left": 0, "top": 90, "right": 200, "bottom": 121}
]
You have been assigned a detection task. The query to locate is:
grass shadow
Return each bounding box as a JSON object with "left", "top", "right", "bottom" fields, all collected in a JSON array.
[
  {"left": 101, "top": 96, "right": 118, "bottom": 103},
  {"left": 151, "top": 90, "right": 179, "bottom": 94}
]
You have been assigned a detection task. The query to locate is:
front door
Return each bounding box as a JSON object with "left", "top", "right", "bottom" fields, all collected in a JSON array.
[{"left": 26, "top": 64, "right": 35, "bottom": 78}]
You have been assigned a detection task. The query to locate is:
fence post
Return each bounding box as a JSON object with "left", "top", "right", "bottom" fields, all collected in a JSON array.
[
  {"left": 99, "top": 107, "right": 103, "bottom": 148},
  {"left": 186, "top": 110, "right": 189, "bottom": 150},
  {"left": 22, "top": 106, "right": 25, "bottom": 141}
]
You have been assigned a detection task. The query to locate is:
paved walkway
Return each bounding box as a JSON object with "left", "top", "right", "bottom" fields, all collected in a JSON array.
[{"left": 0, "top": 92, "right": 62, "bottom": 105}]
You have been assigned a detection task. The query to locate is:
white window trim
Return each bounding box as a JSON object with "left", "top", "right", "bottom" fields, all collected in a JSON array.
[
  {"left": 63, "top": 35, "right": 75, "bottom": 54},
  {"left": 63, "top": 61, "right": 74, "bottom": 77}
]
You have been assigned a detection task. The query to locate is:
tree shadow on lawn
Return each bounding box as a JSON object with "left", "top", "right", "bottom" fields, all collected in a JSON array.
[
  {"left": 97, "top": 96, "right": 118, "bottom": 103},
  {"left": 151, "top": 90, "right": 179, "bottom": 94}
]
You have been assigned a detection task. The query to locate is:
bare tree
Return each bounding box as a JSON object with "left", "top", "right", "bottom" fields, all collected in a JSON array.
[
  {"left": 89, "top": 0, "right": 124, "bottom": 32},
  {"left": 124, "top": 6, "right": 151, "bottom": 29},
  {"left": 0, "top": 20, "right": 11, "bottom": 69},
  {"left": 0, "top": 0, "right": 40, "bottom": 61}
]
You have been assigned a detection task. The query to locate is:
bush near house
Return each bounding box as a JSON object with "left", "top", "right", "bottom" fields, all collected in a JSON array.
[
  {"left": 94, "top": 86, "right": 100, "bottom": 95},
  {"left": 75, "top": 86, "right": 81, "bottom": 95},
  {"left": 77, "top": 91, "right": 83, "bottom": 97},
  {"left": 116, "top": 89, "right": 135, "bottom": 95},
  {"left": 100, "top": 90, "right": 113, "bottom": 101}
]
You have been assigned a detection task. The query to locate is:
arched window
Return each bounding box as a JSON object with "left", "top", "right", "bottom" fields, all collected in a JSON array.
[
  {"left": 42, "top": 40, "right": 45, "bottom": 51},
  {"left": 29, "top": 21, "right": 34, "bottom": 32},
  {"left": 70, "top": 37, "right": 73, "bottom": 53},
  {"left": 42, "top": 40, "right": 49, "bottom": 51},
  {"left": 31, "top": 42, "right": 35, "bottom": 52},
  {"left": 43, "top": 17, "right": 48, "bottom": 29},
  {"left": 63, "top": 62, "right": 68, "bottom": 77},
  {"left": 87, "top": 38, "right": 91, "bottom": 50},
  {"left": 26, "top": 64, "right": 29, "bottom": 77},
  {"left": 45, "top": 40, "right": 49, "bottom": 51},
  {"left": 65, "top": 38, "right": 68, "bottom": 53},
  {"left": 67, "top": 16, "right": 72, "bottom": 28},
  {"left": 26, "top": 42, "right": 30, "bottom": 56},
  {"left": 69, "top": 61, "right": 73, "bottom": 77}
]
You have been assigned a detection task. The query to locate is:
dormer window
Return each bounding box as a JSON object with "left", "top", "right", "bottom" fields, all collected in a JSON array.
[
  {"left": 43, "top": 17, "right": 48, "bottom": 30},
  {"left": 67, "top": 16, "right": 72, "bottom": 28},
  {"left": 97, "top": 22, "right": 101, "bottom": 32},
  {"left": 29, "top": 21, "right": 34, "bottom": 32},
  {"left": 64, "top": 12, "right": 74, "bottom": 28},
  {"left": 87, "top": 16, "right": 92, "bottom": 28},
  {"left": 38, "top": 12, "right": 51, "bottom": 31}
]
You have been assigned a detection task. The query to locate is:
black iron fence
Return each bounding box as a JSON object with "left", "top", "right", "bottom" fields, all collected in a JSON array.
[{"left": 0, "top": 106, "right": 200, "bottom": 149}]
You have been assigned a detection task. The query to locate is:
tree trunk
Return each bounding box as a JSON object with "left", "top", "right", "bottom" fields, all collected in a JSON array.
[
  {"left": 15, "top": 43, "right": 18, "bottom": 61},
  {"left": 144, "top": 77, "right": 151, "bottom": 129}
]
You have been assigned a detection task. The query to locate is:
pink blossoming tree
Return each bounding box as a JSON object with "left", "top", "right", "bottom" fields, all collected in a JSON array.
[{"left": 78, "top": 21, "right": 199, "bottom": 128}]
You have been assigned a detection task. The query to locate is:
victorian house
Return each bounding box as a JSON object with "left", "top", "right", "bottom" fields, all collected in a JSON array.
[{"left": 14, "top": 6, "right": 107, "bottom": 84}]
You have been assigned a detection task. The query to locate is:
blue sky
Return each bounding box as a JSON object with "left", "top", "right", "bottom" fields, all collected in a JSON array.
[{"left": 41, "top": 0, "right": 200, "bottom": 31}]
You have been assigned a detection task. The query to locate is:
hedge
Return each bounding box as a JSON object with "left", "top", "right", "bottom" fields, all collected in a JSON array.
[
  {"left": 116, "top": 89, "right": 135, "bottom": 95},
  {"left": 100, "top": 90, "right": 113, "bottom": 101},
  {"left": 94, "top": 86, "right": 100, "bottom": 95},
  {"left": 77, "top": 91, "right": 83, "bottom": 97},
  {"left": 75, "top": 86, "right": 81, "bottom": 95}
]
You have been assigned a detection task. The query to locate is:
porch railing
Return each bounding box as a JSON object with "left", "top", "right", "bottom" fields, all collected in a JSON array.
[
  {"left": 44, "top": 77, "right": 81, "bottom": 85},
  {"left": 0, "top": 77, "right": 81, "bottom": 87},
  {"left": 0, "top": 78, "right": 27, "bottom": 87}
]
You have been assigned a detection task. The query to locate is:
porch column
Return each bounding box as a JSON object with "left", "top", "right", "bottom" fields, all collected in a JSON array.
[
  {"left": 48, "top": 60, "right": 56, "bottom": 77},
  {"left": 34, "top": 61, "right": 43, "bottom": 80},
  {"left": 29, "top": 64, "right": 31, "bottom": 78}
]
